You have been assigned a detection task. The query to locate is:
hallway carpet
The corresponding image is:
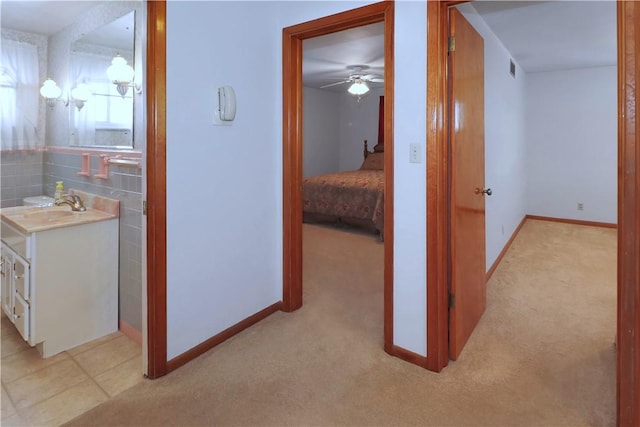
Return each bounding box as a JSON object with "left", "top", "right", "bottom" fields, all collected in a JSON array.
[{"left": 66, "top": 219, "right": 616, "bottom": 426}]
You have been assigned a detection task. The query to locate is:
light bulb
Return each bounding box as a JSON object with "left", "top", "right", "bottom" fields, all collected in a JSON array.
[
  {"left": 348, "top": 79, "right": 370, "bottom": 96},
  {"left": 40, "top": 78, "right": 62, "bottom": 99},
  {"left": 106, "top": 55, "right": 135, "bottom": 83}
]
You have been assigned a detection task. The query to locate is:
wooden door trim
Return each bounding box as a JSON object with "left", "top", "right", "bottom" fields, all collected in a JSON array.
[
  {"left": 282, "top": 1, "right": 395, "bottom": 352},
  {"left": 425, "top": 0, "right": 466, "bottom": 373},
  {"left": 146, "top": 0, "right": 168, "bottom": 379},
  {"left": 427, "top": 1, "right": 640, "bottom": 423},
  {"left": 617, "top": 2, "right": 640, "bottom": 425}
]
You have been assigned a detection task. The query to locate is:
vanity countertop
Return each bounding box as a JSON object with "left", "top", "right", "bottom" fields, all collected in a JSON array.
[
  {"left": 1, "top": 190, "right": 120, "bottom": 234},
  {"left": 1, "top": 205, "right": 117, "bottom": 234}
]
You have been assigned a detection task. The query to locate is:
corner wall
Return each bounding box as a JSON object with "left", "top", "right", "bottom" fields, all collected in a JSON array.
[
  {"left": 302, "top": 87, "right": 341, "bottom": 177},
  {"left": 525, "top": 66, "right": 618, "bottom": 223},
  {"left": 457, "top": 4, "right": 528, "bottom": 270},
  {"left": 338, "top": 87, "right": 385, "bottom": 171}
]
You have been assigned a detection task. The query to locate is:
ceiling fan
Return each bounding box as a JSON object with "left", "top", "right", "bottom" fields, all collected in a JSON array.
[{"left": 320, "top": 65, "right": 384, "bottom": 92}]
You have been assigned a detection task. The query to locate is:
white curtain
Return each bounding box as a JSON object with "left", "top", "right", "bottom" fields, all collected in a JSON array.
[
  {"left": 0, "top": 40, "right": 39, "bottom": 150},
  {"left": 70, "top": 52, "right": 111, "bottom": 146}
]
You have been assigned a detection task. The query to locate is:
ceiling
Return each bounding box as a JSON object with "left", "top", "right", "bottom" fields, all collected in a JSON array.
[
  {"left": 1, "top": 1, "right": 98, "bottom": 36},
  {"left": 1, "top": 1, "right": 616, "bottom": 85},
  {"left": 2, "top": 1, "right": 135, "bottom": 52},
  {"left": 470, "top": 1, "right": 616, "bottom": 73},
  {"left": 302, "top": 22, "right": 385, "bottom": 92}
]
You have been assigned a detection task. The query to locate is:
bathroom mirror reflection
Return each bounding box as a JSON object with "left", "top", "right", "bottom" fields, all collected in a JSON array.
[{"left": 69, "top": 11, "right": 135, "bottom": 148}]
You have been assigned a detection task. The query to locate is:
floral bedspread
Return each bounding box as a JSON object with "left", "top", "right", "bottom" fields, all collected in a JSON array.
[{"left": 302, "top": 170, "right": 384, "bottom": 233}]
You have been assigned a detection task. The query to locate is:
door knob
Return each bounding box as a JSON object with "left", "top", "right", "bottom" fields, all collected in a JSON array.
[{"left": 475, "top": 188, "right": 492, "bottom": 196}]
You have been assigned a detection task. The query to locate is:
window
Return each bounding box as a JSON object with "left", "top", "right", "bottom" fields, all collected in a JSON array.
[{"left": 0, "top": 40, "right": 39, "bottom": 150}]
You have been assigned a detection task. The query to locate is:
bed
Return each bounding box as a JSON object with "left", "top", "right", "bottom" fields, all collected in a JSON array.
[{"left": 302, "top": 140, "right": 385, "bottom": 239}]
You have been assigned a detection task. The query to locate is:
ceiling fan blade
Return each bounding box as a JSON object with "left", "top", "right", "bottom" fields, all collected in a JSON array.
[
  {"left": 362, "top": 74, "right": 384, "bottom": 83},
  {"left": 320, "top": 80, "right": 350, "bottom": 89}
]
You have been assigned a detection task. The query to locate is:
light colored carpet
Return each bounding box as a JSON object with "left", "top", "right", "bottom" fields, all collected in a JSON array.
[{"left": 65, "top": 219, "right": 616, "bottom": 426}]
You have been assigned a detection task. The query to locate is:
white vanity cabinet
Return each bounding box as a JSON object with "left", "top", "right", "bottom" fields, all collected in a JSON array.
[
  {"left": 1, "top": 243, "right": 30, "bottom": 341},
  {"left": 1, "top": 215, "right": 118, "bottom": 358}
]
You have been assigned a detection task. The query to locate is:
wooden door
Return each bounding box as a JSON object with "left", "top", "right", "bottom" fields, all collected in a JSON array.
[{"left": 448, "top": 8, "right": 487, "bottom": 360}]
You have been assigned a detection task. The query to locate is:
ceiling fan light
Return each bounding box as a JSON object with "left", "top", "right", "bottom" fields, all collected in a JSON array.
[{"left": 348, "top": 80, "right": 369, "bottom": 96}]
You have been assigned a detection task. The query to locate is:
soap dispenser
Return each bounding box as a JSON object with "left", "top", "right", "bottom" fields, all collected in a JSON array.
[{"left": 54, "top": 181, "right": 64, "bottom": 201}]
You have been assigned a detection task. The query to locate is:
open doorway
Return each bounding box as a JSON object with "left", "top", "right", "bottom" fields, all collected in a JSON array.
[
  {"left": 427, "top": 0, "right": 639, "bottom": 424},
  {"left": 300, "top": 22, "right": 386, "bottom": 347},
  {"left": 282, "top": 2, "right": 395, "bottom": 353}
]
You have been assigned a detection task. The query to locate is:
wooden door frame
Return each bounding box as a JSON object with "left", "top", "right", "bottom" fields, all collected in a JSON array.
[
  {"left": 426, "top": 1, "right": 640, "bottom": 425},
  {"left": 282, "top": 1, "right": 395, "bottom": 353},
  {"left": 146, "top": 0, "right": 167, "bottom": 379},
  {"left": 616, "top": 2, "right": 640, "bottom": 424}
]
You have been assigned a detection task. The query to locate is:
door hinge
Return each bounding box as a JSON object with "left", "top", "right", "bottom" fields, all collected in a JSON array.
[
  {"left": 449, "top": 293, "right": 456, "bottom": 308},
  {"left": 448, "top": 36, "right": 456, "bottom": 52},
  {"left": 143, "top": 200, "right": 148, "bottom": 216}
]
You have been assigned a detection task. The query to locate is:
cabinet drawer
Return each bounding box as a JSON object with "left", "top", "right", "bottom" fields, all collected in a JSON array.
[
  {"left": 13, "top": 256, "right": 30, "bottom": 301},
  {"left": 1, "top": 248, "right": 13, "bottom": 318},
  {"left": 1, "top": 221, "right": 30, "bottom": 259},
  {"left": 13, "top": 292, "right": 29, "bottom": 341}
]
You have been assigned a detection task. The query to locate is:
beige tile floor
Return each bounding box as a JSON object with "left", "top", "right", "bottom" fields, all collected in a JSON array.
[{"left": 1, "top": 312, "right": 143, "bottom": 426}]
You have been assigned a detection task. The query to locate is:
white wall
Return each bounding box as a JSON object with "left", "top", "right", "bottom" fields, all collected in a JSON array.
[
  {"left": 303, "top": 86, "right": 384, "bottom": 176},
  {"left": 302, "top": 87, "right": 341, "bottom": 177},
  {"left": 458, "top": 4, "right": 528, "bottom": 270},
  {"left": 392, "top": 1, "right": 427, "bottom": 355},
  {"left": 338, "top": 87, "right": 384, "bottom": 171},
  {"left": 166, "top": 1, "right": 282, "bottom": 359},
  {"left": 525, "top": 66, "right": 617, "bottom": 223}
]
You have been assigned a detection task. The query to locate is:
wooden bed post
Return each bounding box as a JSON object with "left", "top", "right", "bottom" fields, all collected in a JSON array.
[{"left": 364, "top": 139, "right": 369, "bottom": 158}]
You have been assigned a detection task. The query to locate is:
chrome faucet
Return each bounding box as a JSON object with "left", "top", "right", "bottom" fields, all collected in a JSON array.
[{"left": 55, "top": 194, "right": 87, "bottom": 212}]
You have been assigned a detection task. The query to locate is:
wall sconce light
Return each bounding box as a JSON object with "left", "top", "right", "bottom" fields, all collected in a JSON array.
[
  {"left": 106, "top": 54, "right": 140, "bottom": 97},
  {"left": 40, "top": 78, "right": 64, "bottom": 108},
  {"left": 347, "top": 79, "right": 370, "bottom": 96},
  {"left": 70, "top": 83, "right": 92, "bottom": 111}
]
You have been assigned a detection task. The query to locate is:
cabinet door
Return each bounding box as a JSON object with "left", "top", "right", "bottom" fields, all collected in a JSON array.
[
  {"left": 13, "top": 292, "right": 29, "bottom": 341},
  {"left": 1, "top": 245, "right": 13, "bottom": 319},
  {"left": 13, "top": 255, "right": 29, "bottom": 302}
]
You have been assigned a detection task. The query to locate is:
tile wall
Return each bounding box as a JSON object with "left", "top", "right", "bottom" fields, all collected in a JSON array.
[{"left": 0, "top": 151, "right": 44, "bottom": 208}]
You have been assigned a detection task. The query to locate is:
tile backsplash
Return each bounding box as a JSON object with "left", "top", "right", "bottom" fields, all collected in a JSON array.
[{"left": 1, "top": 151, "right": 45, "bottom": 208}]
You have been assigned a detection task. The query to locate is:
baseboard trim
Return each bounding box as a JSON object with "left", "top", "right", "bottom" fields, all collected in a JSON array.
[
  {"left": 526, "top": 215, "right": 617, "bottom": 229},
  {"left": 167, "top": 301, "right": 283, "bottom": 373},
  {"left": 386, "top": 345, "right": 428, "bottom": 368},
  {"left": 486, "top": 216, "right": 527, "bottom": 282},
  {"left": 119, "top": 319, "right": 142, "bottom": 345}
]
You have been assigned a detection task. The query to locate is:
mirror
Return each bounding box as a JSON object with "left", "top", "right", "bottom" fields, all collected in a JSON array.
[{"left": 69, "top": 11, "right": 135, "bottom": 148}]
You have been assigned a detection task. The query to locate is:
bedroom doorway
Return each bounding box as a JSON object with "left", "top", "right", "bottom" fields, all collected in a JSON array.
[{"left": 282, "top": 2, "right": 395, "bottom": 353}]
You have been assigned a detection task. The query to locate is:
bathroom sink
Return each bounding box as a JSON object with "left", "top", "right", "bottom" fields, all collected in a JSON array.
[
  {"left": 24, "top": 208, "right": 75, "bottom": 220},
  {"left": 1, "top": 190, "right": 118, "bottom": 234}
]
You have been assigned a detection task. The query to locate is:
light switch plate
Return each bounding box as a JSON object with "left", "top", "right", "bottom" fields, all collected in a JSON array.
[{"left": 410, "top": 143, "right": 421, "bottom": 163}]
